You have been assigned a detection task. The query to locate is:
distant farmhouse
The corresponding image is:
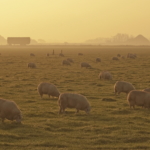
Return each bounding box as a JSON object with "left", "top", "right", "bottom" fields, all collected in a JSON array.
[
  {"left": 126, "top": 35, "right": 150, "bottom": 45},
  {"left": 7, "top": 37, "right": 30, "bottom": 46}
]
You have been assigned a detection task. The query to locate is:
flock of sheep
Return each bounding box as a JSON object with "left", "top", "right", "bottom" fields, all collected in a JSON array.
[{"left": 1, "top": 51, "right": 149, "bottom": 124}]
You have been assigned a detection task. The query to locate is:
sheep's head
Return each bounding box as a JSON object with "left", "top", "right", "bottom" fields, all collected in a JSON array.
[
  {"left": 85, "top": 106, "right": 91, "bottom": 114},
  {"left": 14, "top": 113, "right": 22, "bottom": 123}
]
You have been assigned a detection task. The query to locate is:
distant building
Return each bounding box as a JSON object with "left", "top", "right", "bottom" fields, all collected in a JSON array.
[
  {"left": 126, "top": 34, "right": 150, "bottom": 45},
  {"left": 7, "top": 37, "right": 30, "bottom": 45}
]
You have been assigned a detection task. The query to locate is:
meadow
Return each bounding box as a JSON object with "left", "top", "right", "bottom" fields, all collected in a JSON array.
[{"left": 0, "top": 45, "right": 150, "bottom": 150}]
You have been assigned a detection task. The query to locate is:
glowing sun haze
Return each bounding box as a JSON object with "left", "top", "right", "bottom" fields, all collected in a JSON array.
[{"left": 0, "top": 0, "right": 150, "bottom": 42}]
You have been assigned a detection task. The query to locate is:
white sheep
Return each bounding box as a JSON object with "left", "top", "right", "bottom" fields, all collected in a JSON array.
[
  {"left": 67, "top": 58, "right": 74, "bottom": 63},
  {"left": 127, "top": 90, "right": 150, "bottom": 109},
  {"left": 0, "top": 98, "right": 22, "bottom": 123},
  {"left": 59, "top": 53, "right": 64, "bottom": 57},
  {"left": 112, "top": 57, "right": 119, "bottom": 60},
  {"left": 117, "top": 54, "right": 121, "bottom": 57},
  {"left": 30, "top": 53, "right": 35, "bottom": 56},
  {"left": 127, "top": 53, "right": 136, "bottom": 59},
  {"left": 58, "top": 93, "right": 91, "bottom": 114},
  {"left": 114, "top": 81, "right": 135, "bottom": 95},
  {"left": 62, "top": 60, "right": 71, "bottom": 66},
  {"left": 78, "top": 53, "right": 83, "bottom": 56},
  {"left": 99, "top": 71, "right": 112, "bottom": 80},
  {"left": 96, "top": 58, "right": 101, "bottom": 62},
  {"left": 28, "top": 62, "right": 36, "bottom": 68},
  {"left": 81, "top": 62, "right": 91, "bottom": 68},
  {"left": 142, "top": 88, "right": 150, "bottom": 92},
  {"left": 37, "top": 82, "right": 60, "bottom": 98}
]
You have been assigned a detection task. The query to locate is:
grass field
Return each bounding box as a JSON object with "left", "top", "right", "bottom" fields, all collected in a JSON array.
[{"left": 0, "top": 45, "right": 150, "bottom": 150}]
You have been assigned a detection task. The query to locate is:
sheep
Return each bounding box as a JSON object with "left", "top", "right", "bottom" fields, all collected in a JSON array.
[
  {"left": 127, "top": 53, "right": 130, "bottom": 58},
  {"left": 58, "top": 93, "right": 91, "bottom": 114},
  {"left": 127, "top": 90, "right": 150, "bottom": 109},
  {"left": 78, "top": 53, "right": 83, "bottom": 56},
  {"left": 67, "top": 58, "right": 74, "bottom": 63},
  {"left": 47, "top": 53, "right": 50, "bottom": 56},
  {"left": 112, "top": 57, "right": 119, "bottom": 60},
  {"left": 127, "top": 53, "right": 136, "bottom": 59},
  {"left": 96, "top": 58, "right": 101, "bottom": 62},
  {"left": 99, "top": 71, "right": 112, "bottom": 80},
  {"left": 59, "top": 53, "right": 64, "bottom": 57},
  {"left": 28, "top": 62, "right": 36, "bottom": 68},
  {"left": 37, "top": 82, "right": 60, "bottom": 98},
  {"left": 134, "top": 53, "right": 137, "bottom": 58},
  {"left": 114, "top": 81, "right": 135, "bottom": 95},
  {"left": 81, "top": 62, "right": 91, "bottom": 68},
  {"left": 129, "top": 54, "right": 136, "bottom": 59},
  {"left": 62, "top": 60, "right": 71, "bottom": 66},
  {"left": 130, "top": 55, "right": 136, "bottom": 59},
  {"left": 143, "top": 88, "right": 150, "bottom": 92},
  {"left": 0, "top": 98, "right": 22, "bottom": 123},
  {"left": 117, "top": 54, "right": 121, "bottom": 57},
  {"left": 30, "top": 53, "right": 35, "bottom": 56}
]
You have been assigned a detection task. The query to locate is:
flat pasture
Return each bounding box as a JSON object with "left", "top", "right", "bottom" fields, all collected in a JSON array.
[{"left": 0, "top": 45, "right": 150, "bottom": 149}]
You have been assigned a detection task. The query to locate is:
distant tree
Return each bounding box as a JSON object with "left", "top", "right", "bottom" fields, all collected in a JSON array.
[
  {"left": 129, "top": 35, "right": 135, "bottom": 40},
  {"left": 112, "top": 33, "right": 130, "bottom": 43},
  {"left": 30, "top": 39, "right": 38, "bottom": 45},
  {"left": 38, "top": 39, "right": 46, "bottom": 43},
  {"left": 105, "top": 38, "right": 112, "bottom": 44}
]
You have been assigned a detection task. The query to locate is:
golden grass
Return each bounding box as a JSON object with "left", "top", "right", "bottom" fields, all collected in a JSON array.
[{"left": 0, "top": 45, "right": 150, "bottom": 149}]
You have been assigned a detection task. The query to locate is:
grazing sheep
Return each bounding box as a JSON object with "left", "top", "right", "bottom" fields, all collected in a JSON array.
[
  {"left": 117, "top": 54, "right": 121, "bottom": 57},
  {"left": 127, "top": 53, "right": 130, "bottom": 58},
  {"left": 62, "top": 60, "right": 71, "bottom": 66},
  {"left": 67, "top": 58, "right": 74, "bottom": 63},
  {"left": 134, "top": 53, "right": 137, "bottom": 58},
  {"left": 127, "top": 53, "right": 136, "bottom": 59},
  {"left": 121, "top": 56, "right": 125, "bottom": 59},
  {"left": 130, "top": 55, "right": 136, "bottom": 59},
  {"left": 81, "top": 62, "right": 91, "bottom": 68},
  {"left": 0, "top": 98, "right": 22, "bottom": 123},
  {"left": 99, "top": 71, "right": 112, "bottom": 80},
  {"left": 143, "top": 88, "right": 150, "bottom": 92},
  {"left": 37, "top": 82, "right": 60, "bottom": 98},
  {"left": 96, "top": 58, "right": 101, "bottom": 62},
  {"left": 47, "top": 53, "right": 50, "bottom": 56},
  {"left": 58, "top": 93, "right": 91, "bottom": 114},
  {"left": 112, "top": 57, "right": 119, "bottom": 60},
  {"left": 59, "top": 53, "right": 64, "bottom": 57},
  {"left": 28, "top": 62, "right": 36, "bottom": 68},
  {"left": 129, "top": 55, "right": 136, "bottom": 59},
  {"left": 30, "top": 53, "right": 35, "bottom": 56},
  {"left": 127, "top": 90, "right": 150, "bottom": 109},
  {"left": 78, "top": 53, "right": 83, "bottom": 56},
  {"left": 114, "top": 81, "right": 135, "bottom": 95}
]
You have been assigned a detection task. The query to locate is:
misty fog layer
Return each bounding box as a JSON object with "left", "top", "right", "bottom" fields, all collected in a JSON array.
[{"left": 0, "top": 0, "right": 150, "bottom": 43}]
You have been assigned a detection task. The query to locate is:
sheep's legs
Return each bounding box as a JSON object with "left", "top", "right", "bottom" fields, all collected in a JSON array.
[
  {"left": 40, "top": 94, "right": 43, "bottom": 99},
  {"left": 1, "top": 118, "right": 5, "bottom": 123},
  {"left": 76, "top": 109, "right": 79, "bottom": 114}
]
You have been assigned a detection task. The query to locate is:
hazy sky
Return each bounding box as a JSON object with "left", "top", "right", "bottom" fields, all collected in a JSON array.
[{"left": 0, "top": 0, "right": 150, "bottom": 42}]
